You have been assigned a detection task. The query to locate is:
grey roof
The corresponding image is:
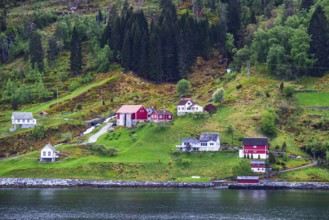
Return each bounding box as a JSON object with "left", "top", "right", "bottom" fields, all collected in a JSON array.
[
  {"left": 177, "top": 98, "right": 194, "bottom": 106},
  {"left": 43, "top": 143, "right": 59, "bottom": 153},
  {"left": 243, "top": 137, "right": 268, "bottom": 146},
  {"left": 182, "top": 138, "right": 200, "bottom": 144},
  {"left": 250, "top": 160, "right": 265, "bottom": 165},
  {"left": 199, "top": 133, "right": 220, "bottom": 142},
  {"left": 237, "top": 176, "right": 259, "bottom": 180},
  {"left": 12, "top": 112, "right": 34, "bottom": 120},
  {"left": 153, "top": 110, "right": 173, "bottom": 116}
]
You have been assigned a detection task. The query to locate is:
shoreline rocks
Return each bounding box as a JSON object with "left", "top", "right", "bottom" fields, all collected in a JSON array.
[{"left": 1, "top": 178, "right": 329, "bottom": 190}]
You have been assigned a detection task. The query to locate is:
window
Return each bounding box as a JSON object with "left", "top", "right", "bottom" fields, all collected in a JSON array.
[
  {"left": 43, "top": 152, "right": 46, "bottom": 156},
  {"left": 254, "top": 150, "right": 257, "bottom": 153},
  {"left": 168, "top": 115, "right": 171, "bottom": 119},
  {"left": 246, "top": 150, "right": 248, "bottom": 153},
  {"left": 48, "top": 152, "right": 51, "bottom": 156},
  {"left": 201, "top": 143, "right": 207, "bottom": 146},
  {"left": 254, "top": 146, "right": 256, "bottom": 148},
  {"left": 160, "top": 115, "right": 162, "bottom": 119},
  {"left": 210, "top": 143, "right": 214, "bottom": 146}
]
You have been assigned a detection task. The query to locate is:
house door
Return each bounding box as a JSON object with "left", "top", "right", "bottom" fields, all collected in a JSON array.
[{"left": 125, "top": 114, "right": 132, "bottom": 127}]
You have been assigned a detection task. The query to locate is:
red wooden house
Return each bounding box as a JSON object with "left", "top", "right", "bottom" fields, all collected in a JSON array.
[
  {"left": 237, "top": 176, "right": 259, "bottom": 184},
  {"left": 239, "top": 137, "right": 269, "bottom": 159},
  {"left": 116, "top": 105, "right": 148, "bottom": 127},
  {"left": 150, "top": 110, "right": 173, "bottom": 122},
  {"left": 251, "top": 160, "right": 266, "bottom": 173}
]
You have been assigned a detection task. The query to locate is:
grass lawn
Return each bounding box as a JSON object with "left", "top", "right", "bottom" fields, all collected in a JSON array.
[
  {"left": 279, "top": 167, "right": 329, "bottom": 182},
  {"left": 271, "top": 135, "right": 309, "bottom": 157},
  {"left": 0, "top": 121, "right": 240, "bottom": 181},
  {"left": 296, "top": 92, "right": 329, "bottom": 107}
]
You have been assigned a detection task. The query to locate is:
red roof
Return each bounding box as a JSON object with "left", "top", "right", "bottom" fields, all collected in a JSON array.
[{"left": 116, "top": 105, "right": 144, "bottom": 113}]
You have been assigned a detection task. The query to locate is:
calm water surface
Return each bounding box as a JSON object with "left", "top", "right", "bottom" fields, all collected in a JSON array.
[{"left": 0, "top": 188, "right": 328, "bottom": 219}]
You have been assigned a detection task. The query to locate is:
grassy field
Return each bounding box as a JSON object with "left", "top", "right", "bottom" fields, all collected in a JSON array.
[
  {"left": 279, "top": 167, "right": 329, "bottom": 182},
  {"left": 296, "top": 92, "right": 329, "bottom": 107},
  {"left": 0, "top": 122, "right": 240, "bottom": 181}
]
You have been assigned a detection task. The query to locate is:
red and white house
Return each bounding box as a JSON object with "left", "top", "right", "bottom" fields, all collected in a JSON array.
[
  {"left": 237, "top": 176, "right": 259, "bottom": 184},
  {"left": 116, "top": 105, "right": 148, "bottom": 127},
  {"left": 150, "top": 110, "right": 173, "bottom": 122},
  {"left": 251, "top": 160, "right": 266, "bottom": 173},
  {"left": 239, "top": 137, "right": 269, "bottom": 159}
]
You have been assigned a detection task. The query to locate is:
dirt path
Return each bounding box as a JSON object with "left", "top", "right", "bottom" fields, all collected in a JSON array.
[
  {"left": 279, "top": 160, "right": 318, "bottom": 173},
  {"left": 87, "top": 123, "right": 112, "bottom": 144}
]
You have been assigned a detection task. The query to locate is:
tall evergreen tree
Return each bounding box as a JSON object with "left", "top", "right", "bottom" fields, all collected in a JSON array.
[
  {"left": 308, "top": 6, "right": 329, "bottom": 77},
  {"left": 29, "top": 31, "right": 44, "bottom": 72},
  {"left": 70, "top": 26, "right": 82, "bottom": 75},
  {"left": 301, "top": 0, "right": 313, "bottom": 11},
  {"left": 47, "top": 37, "right": 59, "bottom": 67},
  {"left": 227, "top": 0, "right": 241, "bottom": 46},
  {"left": 121, "top": 30, "right": 132, "bottom": 69}
]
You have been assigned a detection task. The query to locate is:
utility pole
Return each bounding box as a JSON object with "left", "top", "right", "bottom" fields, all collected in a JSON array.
[
  {"left": 247, "top": 61, "right": 251, "bottom": 78},
  {"left": 56, "top": 88, "right": 59, "bottom": 106}
]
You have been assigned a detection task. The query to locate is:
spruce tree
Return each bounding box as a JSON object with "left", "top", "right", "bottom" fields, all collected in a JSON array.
[
  {"left": 308, "top": 6, "right": 329, "bottom": 77},
  {"left": 121, "top": 31, "right": 132, "bottom": 70},
  {"left": 227, "top": 0, "right": 241, "bottom": 46},
  {"left": 70, "top": 27, "right": 82, "bottom": 75},
  {"left": 47, "top": 37, "right": 59, "bottom": 67},
  {"left": 29, "top": 31, "right": 44, "bottom": 72},
  {"left": 301, "top": 0, "right": 313, "bottom": 11}
]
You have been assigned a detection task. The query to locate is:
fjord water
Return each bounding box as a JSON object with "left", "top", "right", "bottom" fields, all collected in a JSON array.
[{"left": 0, "top": 189, "right": 328, "bottom": 219}]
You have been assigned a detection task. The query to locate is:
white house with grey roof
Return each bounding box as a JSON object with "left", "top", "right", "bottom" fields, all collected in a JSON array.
[
  {"left": 11, "top": 112, "right": 36, "bottom": 130},
  {"left": 40, "top": 143, "right": 59, "bottom": 162},
  {"left": 176, "top": 132, "right": 220, "bottom": 152},
  {"left": 177, "top": 98, "right": 203, "bottom": 116}
]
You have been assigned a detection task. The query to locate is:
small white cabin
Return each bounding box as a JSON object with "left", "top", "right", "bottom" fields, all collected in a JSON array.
[{"left": 40, "top": 144, "right": 59, "bottom": 162}]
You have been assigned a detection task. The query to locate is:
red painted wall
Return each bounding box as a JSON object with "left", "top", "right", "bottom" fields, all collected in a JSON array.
[
  {"left": 243, "top": 145, "right": 268, "bottom": 155},
  {"left": 136, "top": 106, "right": 148, "bottom": 120},
  {"left": 237, "top": 179, "right": 259, "bottom": 184}
]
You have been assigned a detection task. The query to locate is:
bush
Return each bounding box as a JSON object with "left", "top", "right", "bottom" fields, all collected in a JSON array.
[
  {"left": 61, "top": 132, "right": 72, "bottom": 142},
  {"left": 232, "top": 160, "right": 252, "bottom": 179},
  {"left": 261, "top": 109, "right": 277, "bottom": 136},
  {"left": 284, "top": 86, "right": 295, "bottom": 97},
  {"left": 180, "top": 158, "right": 192, "bottom": 167},
  {"left": 176, "top": 79, "right": 190, "bottom": 96},
  {"left": 68, "top": 81, "right": 80, "bottom": 91},
  {"left": 30, "top": 125, "right": 45, "bottom": 140},
  {"left": 212, "top": 88, "right": 225, "bottom": 104},
  {"left": 204, "top": 104, "right": 217, "bottom": 114}
]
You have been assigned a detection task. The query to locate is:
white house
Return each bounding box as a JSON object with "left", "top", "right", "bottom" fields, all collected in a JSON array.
[
  {"left": 40, "top": 143, "right": 59, "bottom": 162},
  {"left": 176, "top": 133, "right": 220, "bottom": 152},
  {"left": 177, "top": 98, "right": 203, "bottom": 116},
  {"left": 11, "top": 112, "right": 36, "bottom": 130}
]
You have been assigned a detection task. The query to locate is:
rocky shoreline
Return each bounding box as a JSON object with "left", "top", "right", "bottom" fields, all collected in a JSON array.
[{"left": 0, "top": 178, "right": 329, "bottom": 190}]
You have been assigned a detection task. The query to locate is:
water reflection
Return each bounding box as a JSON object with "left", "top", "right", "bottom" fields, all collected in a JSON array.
[{"left": 0, "top": 189, "right": 328, "bottom": 219}]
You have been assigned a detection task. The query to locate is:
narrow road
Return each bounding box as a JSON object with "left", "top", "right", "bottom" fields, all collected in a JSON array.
[
  {"left": 279, "top": 160, "right": 318, "bottom": 173},
  {"left": 87, "top": 123, "right": 112, "bottom": 144}
]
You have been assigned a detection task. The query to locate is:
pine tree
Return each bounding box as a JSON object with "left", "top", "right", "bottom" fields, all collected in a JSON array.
[
  {"left": 301, "top": 0, "right": 313, "bottom": 11},
  {"left": 70, "top": 27, "right": 82, "bottom": 75},
  {"left": 139, "top": 31, "right": 149, "bottom": 77},
  {"left": 308, "top": 6, "right": 329, "bottom": 77},
  {"left": 227, "top": 0, "right": 241, "bottom": 46},
  {"left": 100, "top": 21, "right": 111, "bottom": 48},
  {"left": 96, "top": 9, "right": 103, "bottom": 24},
  {"left": 47, "top": 37, "right": 59, "bottom": 67},
  {"left": 29, "top": 31, "right": 44, "bottom": 72},
  {"left": 121, "top": 30, "right": 132, "bottom": 70}
]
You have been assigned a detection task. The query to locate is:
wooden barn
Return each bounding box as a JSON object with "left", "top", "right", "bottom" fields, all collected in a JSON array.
[{"left": 116, "top": 105, "right": 148, "bottom": 127}]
